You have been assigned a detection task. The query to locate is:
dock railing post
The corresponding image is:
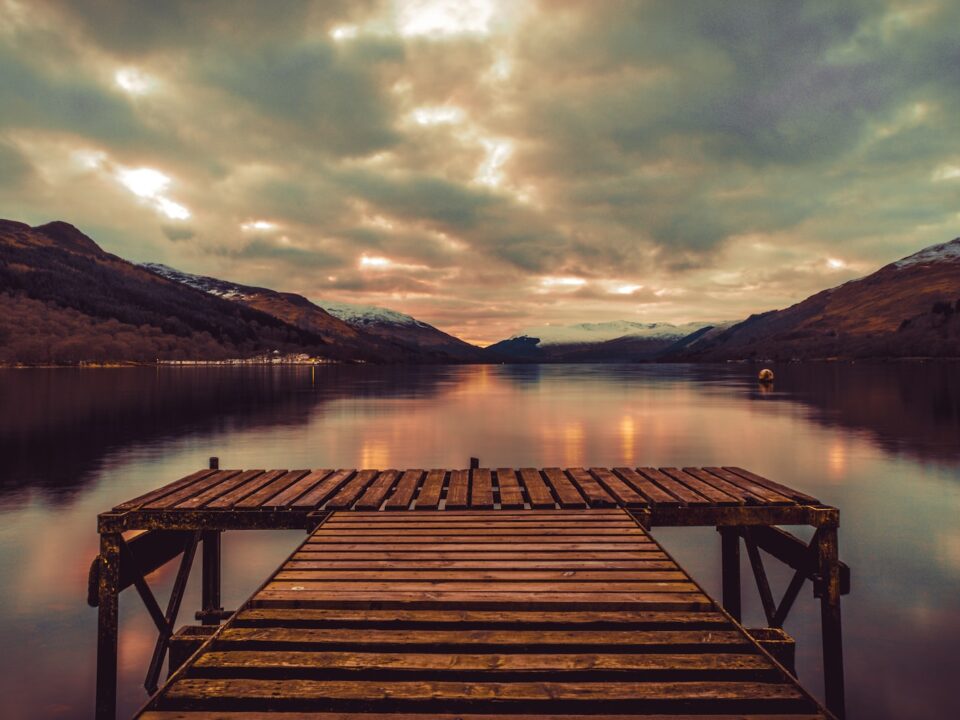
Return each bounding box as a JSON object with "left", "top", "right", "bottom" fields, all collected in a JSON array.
[
  {"left": 719, "top": 526, "right": 742, "bottom": 622},
  {"left": 199, "top": 456, "right": 223, "bottom": 626},
  {"left": 818, "top": 524, "right": 845, "bottom": 718},
  {"left": 95, "top": 532, "right": 120, "bottom": 720}
]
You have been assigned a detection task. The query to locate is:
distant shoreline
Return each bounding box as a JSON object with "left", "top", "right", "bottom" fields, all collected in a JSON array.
[{"left": 1, "top": 356, "right": 958, "bottom": 369}]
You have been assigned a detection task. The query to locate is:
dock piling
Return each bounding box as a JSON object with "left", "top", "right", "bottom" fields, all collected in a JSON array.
[
  {"left": 719, "top": 525, "right": 742, "bottom": 621},
  {"left": 95, "top": 532, "right": 120, "bottom": 720}
]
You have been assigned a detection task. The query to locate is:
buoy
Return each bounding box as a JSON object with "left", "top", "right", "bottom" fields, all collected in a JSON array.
[{"left": 758, "top": 368, "right": 774, "bottom": 384}]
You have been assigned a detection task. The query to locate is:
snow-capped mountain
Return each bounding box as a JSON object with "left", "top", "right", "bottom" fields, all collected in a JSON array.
[
  {"left": 141, "top": 263, "right": 253, "bottom": 300},
  {"left": 141, "top": 264, "right": 486, "bottom": 362},
  {"left": 893, "top": 237, "right": 960, "bottom": 269},
  {"left": 318, "top": 300, "right": 430, "bottom": 329},
  {"left": 674, "top": 236, "right": 960, "bottom": 361},
  {"left": 485, "top": 320, "right": 718, "bottom": 362},
  {"left": 508, "top": 320, "right": 712, "bottom": 346},
  {"left": 317, "top": 300, "right": 486, "bottom": 361}
]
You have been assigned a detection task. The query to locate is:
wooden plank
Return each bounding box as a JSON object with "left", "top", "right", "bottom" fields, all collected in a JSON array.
[
  {"left": 384, "top": 470, "right": 424, "bottom": 510},
  {"left": 162, "top": 678, "right": 806, "bottom": 705},
  {"left": 660, "top": 468, "right": 739, "bottom": 506},
  {"left": 613, "top": 468, "right": 680, "bottom": 505},
  {"left": 273, "top": 570, "right": 691, "bottom": 582},
  {"left": 310, "top": 527, "right": 646, "bottom": 536},
  {"left": 631, "top": 468, "right": 706, "bottom": 505},
  {"left": 113, "top": 469, "right": 216, "bottom": 511},
  {"left": 705, "top": 467, "right": 797, "bottom": 505},
  {"left": 284, "top": 560, "right": 678, "bottom": 571},
  {"left": 235, "top": 470, "right": 310, "bottom": 509},
  {"left": 206, "top": 470, "right": 288, "bottom": 509},
  {"left": 326, "top": 510, "right": 624, "bottom": 520},
  {"left": 589, "top": 468, "right": 648, "bottom": 508},
  {"left": 413, "top": 469, "right": 445, "bottom": 509},
  {"left": 724, "top": 467, "right": 819, "bottom": 504},
  {"left": 175, "top": 470, "right": 265, "bottom": 509},
  {"left": 143, "top": 712, "right": 824, "bottom": 719},
  {"left": 232, "top": 607, "right": 731, "bottom": 627},
  {"left": 192, "top": 649, "right": 775, "bottom": 675},
  {"left": 316, "top": 521, "right": 639, "bottom": 531},
  {"left": 326, "top": 470, "right": 379, "bottom": 511},
  {"left": 445, "top": 470, "right": 469, "bottom": 509},
  {"left": 217, "top": 627, "right": 745, "bottom": 649},
  {"left": 143, "top": 713, "right": 825, "bottom": 720},
  {"left": 566, "top": 468, "right": 617, "bottom": 507},
  {"left": 293, "top": 551, "right": 670, "bottom": 561},
  {"left": 518, "top": 468, "right": 557, "bottom": 509},
  {"left": 470, "top": 469, "right": 494, "bottom": 509},
  {"left": 297, "top": 543, "right": 658, "bottom": 552},
  {"left": 542, "top": 468, "right": 587, "bottom": 508},
  {"left": 353, "top": 470, "right": 400, "bottom": 511},
  {"left": 268, "top": 470, "right": 335, "bottom": 509},
  {"left": 495, "top": 469, "right": 525, "bottom": 509},
  {"left": 143, "top": 470, "right": 241, "bottom": 510},
  {"left": 261, "top": 580, "right": 702, "bottom": 594},
  {"left": 250, "top": 591, "right": 711, "bottom": 610},
  {"left": 290, "top": 470, "right": 356, "bottom": 511},
  {"left": 683, "top": 467, "right": 763, "bottom": 505}
]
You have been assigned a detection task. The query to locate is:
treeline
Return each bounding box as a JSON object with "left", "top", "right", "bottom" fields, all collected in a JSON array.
[{"left": 0, "top": 292, "right": 236, "bottom": 364}]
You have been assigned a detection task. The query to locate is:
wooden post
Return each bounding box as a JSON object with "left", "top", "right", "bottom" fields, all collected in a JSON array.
[
  {"left": 719, "top": 526, "right": 741, "bottom": 622},
  {"left": 200, "top": 530, "right": 222, "bottom": 625},
  {"left": 208, "top": 456, "right": 219, "bottom": 470},
  {"left": 95, "top": 532, "right": 120, "bottom": 720},
  {"left": 818, "top": 524, "right": 845, "bottom": 718},
  {"left": 469, "top": 457, "right": 479, "bottom": 470}
]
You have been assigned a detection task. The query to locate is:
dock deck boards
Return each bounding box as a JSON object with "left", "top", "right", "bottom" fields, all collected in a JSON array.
[
  {"left": 104, "top": 466, "right": 830, "bottom": 534},
  {"left": 138, "top": 509, "right": 829, "bottom": 719}
]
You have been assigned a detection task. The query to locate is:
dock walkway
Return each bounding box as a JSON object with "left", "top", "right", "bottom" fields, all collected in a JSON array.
[
  {"left": 92, "top": 465, "right": 847, "bottom": 719},
  {"left": 140, "top": 508, "right": 829, "bottom": 718}
]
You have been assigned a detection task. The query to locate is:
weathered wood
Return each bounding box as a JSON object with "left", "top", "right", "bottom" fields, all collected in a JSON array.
[
  {"left": 518, "top": 468, "right": 558, "bottom": 508},
  {"left": 613, "top": 468, "right": 680, "bottom": 505},
  {"left": 353, "top": 470, "right": 401, "bottom": 511},
  {"left": 138, "top": 508, "right": 830, "bottom": 720},
  {"left": 192, "top": 649, "right": 776, "bottom": 676},
  {"left": 206, "top": 470, "right": 287, "bottom": 509},
  {"left": 541, "top": 468, "right": 587, "bottom": 508},
  {"left": 445, "top": 469, "right": 470, "bottom": 509},
  {"left": 290, "top": 470, "right": 356, "bottom": 511},
  {"left": 412, "top": 469, "right": 445, "bottom": 509},
  {"left": 384, "top": 470, "right": 424, "bottom": 510},
  {"left": 636, "top": 468, "right": 708, "bottom": 505},
  {"left": 114, "top": 469, "right": 217, "bottom": 511},
  {"left": 235, "top": 470, "right": 310, "bottom": 509},
  {"left": 95, "top": 532, "right": 120, "bottom": 720},
  {"left": 589, "top": 468, "right": 648, "bottom": 507},
  {"left": 566, "top": 468, "right": 617, "bottom": 507},
  {"left": 470, "top": 468, "right": 494, "bottom": 509},
  {"left": 325, "top": 470, "right": 380, "bottom": 510},
  {"left": 144, "top": 470, "right": 242, "bottom": 510},
  {"left": 268, "top": 470, "right": 335, "bottom": 508},
  {"left": 660, "top": 468, "right": 739, "bottom": 506},
  {"left": 495, "top": 469, "right": 526, "bottom": 509}
]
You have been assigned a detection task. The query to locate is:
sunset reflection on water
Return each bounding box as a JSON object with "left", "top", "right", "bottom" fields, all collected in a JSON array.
[{"left": 0, "top": 362, "right": 958, "bottom": 719}]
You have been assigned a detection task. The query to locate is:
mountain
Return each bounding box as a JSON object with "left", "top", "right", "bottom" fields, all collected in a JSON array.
[
  {"left": 140, "top": 263, "right": 386, "bottom": 357},
  {"left": 318, "top": 300, "right": 488, "bottom": 362},
  {"left": 144, "top": 264, "right": 486, "bottom": 362},
  {"left": 486, "top": 321, "right": 714, "bottom": 362},
  {"left": 674, "top": 237, "right": 960, "bottom": 361},
  {"left": 0, "top": 219, "right": 369, "bottom": 364}
]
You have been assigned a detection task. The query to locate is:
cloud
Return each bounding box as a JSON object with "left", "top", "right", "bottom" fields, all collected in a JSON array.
[{"left": 1, "top": 0, "right": 959, "bottom": 342}]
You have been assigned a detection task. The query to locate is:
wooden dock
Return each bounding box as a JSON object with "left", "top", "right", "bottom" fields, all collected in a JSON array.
[{"left": 92, "top": 464, "right": 847, "bottom": 719}]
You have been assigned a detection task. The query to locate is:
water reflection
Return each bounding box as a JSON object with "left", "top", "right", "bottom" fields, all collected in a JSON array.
[{"left": 0, "top": 363, "right": 958, "bottom": 719}]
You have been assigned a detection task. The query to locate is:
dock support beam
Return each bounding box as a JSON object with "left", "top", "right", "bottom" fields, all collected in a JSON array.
[
  {"left": 818, "top": 525, "right": 845, "bottom": 719},
  {"left": 719, "top": 526, "right": 741, "bottom": 622},
  {"left": 95, "top": 532, "right": 120, "bottom": 720},
  {"left": 198, "top": 530, "right": 222, "bottom": 625}
]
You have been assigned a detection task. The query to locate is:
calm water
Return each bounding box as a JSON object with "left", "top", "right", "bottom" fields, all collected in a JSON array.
[{"left": 0, "top": 363, "right": 958, "bottom": 719}]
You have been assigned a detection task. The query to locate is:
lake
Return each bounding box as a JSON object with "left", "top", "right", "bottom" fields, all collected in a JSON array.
[{"left": 0, "top": 362, "right": 958, "bottom": 719}]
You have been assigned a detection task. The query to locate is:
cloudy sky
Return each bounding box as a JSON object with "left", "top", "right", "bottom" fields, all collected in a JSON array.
[{"left": 1, "top": 0, "right": 958, "bottom": 344}]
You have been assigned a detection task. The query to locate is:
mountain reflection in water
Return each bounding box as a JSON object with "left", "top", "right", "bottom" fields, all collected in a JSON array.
[{"left": 0, "top": 363, "right": 957, "bottom": 719}]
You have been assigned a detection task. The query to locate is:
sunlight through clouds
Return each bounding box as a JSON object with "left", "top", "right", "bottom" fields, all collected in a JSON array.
[{"left": 116, "top": 168, "right": 190, "bottom": 220}]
